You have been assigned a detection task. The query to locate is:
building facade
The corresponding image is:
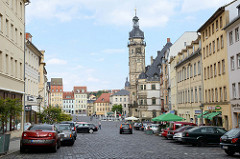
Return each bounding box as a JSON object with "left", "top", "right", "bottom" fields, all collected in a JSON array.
[
  {"left": 0, "top": 0, "right": 29, "bottom": 136},
  {"left": 224, "top": 4, "right": 240, "bottom": 128},
  {"left": 175, "top": 37, "right": 203, "bottom": 125},
  {"left": 63, "top": 91, "right": 75, "bottom": 114},
  {"left": 110, "top": 89, "right": 130, "bottom": 117},
  {"left": 50, "top": 78, "right": 63, "bottom": 108},
  {"left": 94, "top": 93, "right": 111, "bottom": 116},
  {"left": 25, "top": 33, "right": 42, "bottom": 124},
  {"left": 87, "top": 100, "right": 95, "bottom": 116},
  {"left": 197, "top": 1, "right": 240, "bottom": 130},
  {"left": 74, "top": 86, "right": 87, "bottom": 115},
  {"left": 168, "top": 32, "right": 198, "bottom": 113}
]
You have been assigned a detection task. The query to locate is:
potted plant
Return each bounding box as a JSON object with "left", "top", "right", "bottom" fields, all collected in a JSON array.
[{"left": 0, "top": 98, "right": 22, "bottom": 154}]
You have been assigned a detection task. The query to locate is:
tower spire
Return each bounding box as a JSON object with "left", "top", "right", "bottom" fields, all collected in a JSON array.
[{"left": 135, "top": 8, "right": 137, "bottom": 16}]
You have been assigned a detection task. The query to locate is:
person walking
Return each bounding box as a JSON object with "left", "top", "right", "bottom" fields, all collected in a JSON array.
[{"left": 98, "top": 121, "right": 101, "bottom": 130}]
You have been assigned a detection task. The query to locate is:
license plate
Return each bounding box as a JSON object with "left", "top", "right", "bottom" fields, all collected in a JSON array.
[
  {"left": 222, "top": 146, "right": 228, "bottom": 150},
  {"left": 31, "top": 140, "right": 44, "bottom": 143}
]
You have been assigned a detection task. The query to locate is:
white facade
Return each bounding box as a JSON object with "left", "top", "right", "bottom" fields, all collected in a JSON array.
[
  {"left": 75, "top": 93, "right": 87, "bottom": 115},
  {"left": 225, "top": 5, "right": 240, "bottom": 128},
  {"left": 110, "top": 94, "right": 130, "bottom": 117},
  {"left": 63, "top": 99, "right": 75, "bottom": 114}
]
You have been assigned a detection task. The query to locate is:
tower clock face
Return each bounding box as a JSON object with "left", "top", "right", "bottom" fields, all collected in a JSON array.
[{"left": 136, "top": 47, "right": 141, "bottom": 54}]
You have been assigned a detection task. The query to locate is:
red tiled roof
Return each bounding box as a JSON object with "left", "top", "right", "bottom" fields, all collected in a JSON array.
[
  {"left": 63, "top": 91, "right": 74, "bottom": 99},
  {"left": 73, "top": 86, "right": 87, "bottom": 94},
  {"left": 94, "top": 93, "right": 111, "bottom": 103}
]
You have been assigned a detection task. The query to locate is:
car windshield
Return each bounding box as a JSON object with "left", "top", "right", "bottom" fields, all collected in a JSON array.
[
  {"left": 224, "top": 128, "right": 240, "bottom": 137},
  {"left": 122, "top": 124, "right": 129, "bottom": 128},
  {"left": 28, "top": 125, "right": 52, "bottom": 131},
  {"left": 59, "top": 125, "right": 71, "bottom": 131},
  {"left": 60, "top": 122, "right": 74, "bottom": 127}
]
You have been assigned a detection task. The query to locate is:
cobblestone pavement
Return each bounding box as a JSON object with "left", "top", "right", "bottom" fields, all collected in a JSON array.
[{"left": 3, "top": 116, "right": 240, "bottom": 159}]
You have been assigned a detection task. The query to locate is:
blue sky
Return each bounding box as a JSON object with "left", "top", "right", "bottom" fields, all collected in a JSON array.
[{"left": 26, "top": 0, "right": 232, "bottom": 91}]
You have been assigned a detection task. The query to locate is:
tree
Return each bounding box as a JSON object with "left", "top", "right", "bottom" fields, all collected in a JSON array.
[{"left": 111, "top": 104, "right": 122, "bottom": 114}]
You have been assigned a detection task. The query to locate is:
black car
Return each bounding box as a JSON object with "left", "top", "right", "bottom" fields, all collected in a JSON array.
[
  {"left": 59, "top": 121, "right": 77, "bottom": 140},
  {"left": 182, "top": 126, "right": 226, "bottom": 146},
  {"left": 120, "top": 123, "right": 132, "bottom": 134},
  {"left": 220, "top": 128, "right": 240, "bottom": 156},
  {"left": 89, "top": 124, "right": 98, "bottom": 131},
  {"left": 76, "top": 123, "right": 95, "bottom": 133}
]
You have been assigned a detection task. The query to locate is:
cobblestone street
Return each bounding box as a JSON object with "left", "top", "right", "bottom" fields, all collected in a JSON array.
[{"left": 3, "top": 117, "right": 239, "bottom": 159}]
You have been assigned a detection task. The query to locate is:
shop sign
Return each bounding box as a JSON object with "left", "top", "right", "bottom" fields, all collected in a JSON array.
[
  {"left": 232, "top": 104, "right": 240, "bottom": 111},
  {"left": 25, "top": 105, "right": 32, "bottom": 111},
  {"left": 215, "top": 105, "right": 222, "bottom": 111},
  {"left": 195, "top": 110, "right": 201, "bottom": 114},
  {"left": 207, "top": 106, "right": 215, "bottom": 110}
]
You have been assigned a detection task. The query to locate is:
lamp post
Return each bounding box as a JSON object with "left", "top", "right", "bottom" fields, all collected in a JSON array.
[{"left": 37, "top": 95, "right": 43, "bottom": 124}]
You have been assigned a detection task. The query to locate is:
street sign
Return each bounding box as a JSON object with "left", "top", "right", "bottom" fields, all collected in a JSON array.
[
  {"left": 25, "top": 105, "right": 32, "bottom": 111},
  {"left": 215, "top": 105, "right": 222, "bottom": 111}
]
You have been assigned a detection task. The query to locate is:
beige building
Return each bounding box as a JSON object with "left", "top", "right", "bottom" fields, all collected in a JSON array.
[
  {"left": 197, "top": 1, "right": 240, "bottom": 130},
  {"left": 0, "top": 0, "right": 29, "bottom": 137},
  {"left": 175, "top": 37, "right": 203, "bottom": 125},
  {"left": 94, "top": 93, "right": 111, "bottom": 116},
  {"left": 50, "top": 78, "right": 63, "bottom": 108},
  {"left": 87, "top": 100, "right": 95, "bottom": 116},
  {"left": 74, "top": 86, "right": 87, "bottom": 115}
]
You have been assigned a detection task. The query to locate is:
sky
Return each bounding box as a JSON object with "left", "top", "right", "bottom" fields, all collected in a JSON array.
[{"left": 26, "top": 0, "right": 233, "bottom": 92}]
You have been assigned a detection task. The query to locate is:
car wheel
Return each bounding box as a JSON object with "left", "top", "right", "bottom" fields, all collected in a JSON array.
[
  {"left": 197, "top": 139, "right": 206, "bottom": 147},
  {"left": 52, "top": 143, "right": 58, "bottom": 153},
  {"left": 74, "top": 136, "right": 76, "bottom": 140},
  {"left": 20, "top": 145, "right": 25, "bottom": 153},
  {"left": 89, "top": 129, "right": 94, "bottom": 133},
  {"left": 225, "top": 149, "right": 235, "bottom": 156},
  {"left": 120, "top": 131, "right": 122, "bottom": 134}
]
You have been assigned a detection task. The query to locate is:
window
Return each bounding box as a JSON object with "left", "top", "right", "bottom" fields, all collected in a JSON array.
[
  {"left": 220, "top": 87, "right": 223, "bottom": 102},
  {"left": 213, "top": 40, "right": 215, "bottom": 53},
  {"left": 151, "top": 84, "right": 156, "bottom": 90},
  {"left": 215, "top": 88, "right": 218, "bottom": 102},
  {"left": 231, "top": 56, "right": 235, "bottom": 70},
  {"left": 204, "top": 67, "right": 206, "bottom": 80},
  {"left": 224, "top": 86, "right": 227, "bottom": 101},
  {"left": 221, "top": 35, "right": 224, "bottom": 48},
  {"left": 20, "top": 32, "right": 22, "bottom": 47},
  {"left": 0, "top": 14, "right": 2, "bottom": 32},
  {"left": 190, "top": 65, "right": 193, "bottom": 77},
  {"left": 208, "top": 89, "right": 211, "bottom": 102},
  {"left": 140, "top": 85, "right": 143, "bottom": 90},
  {"left": 15, "top": 28, "right": 17, "bottom": 44},
  {"left": 209, "top": 26, "right": 211, "bottom": 36},
  {"left": 212, "top": 89, "right": 214, "bottom": 102},
  {"left": 239, "top": 83, "right": 240, "bottom": 98},
  {"left": 152, "top": 98, "right": 156, "bottom": 105},
  {"left": 232, "top": 83, "right": 236, "bottom": 98},
  {"left": 216, "top": 20, "right": 219, "bottom": 31},
  {"left": 193, "top": 63, "right": 196, "bottom": 76},
  {"left": 6, "top": 19, "right": 9, "bottom": 37},
  {"left": 198, "top": 61, "right": 201, "bottom": 75},
  {"left": 203, "top": 32, "right": 205, "bottom": 41},
  {"left": 203, "top": 47, "right": 205, "bottom": 58},
  {"left": 210, "top": 65, "right": 213, "bottom": 78},
  {"left": 218, "top": 61, "right": 221, "bottom": 75},
  {"left": 222, "top": 59, "right": 225, "bottom": 74},
  {"left": 195, "top": 87, "right": 198, "bottom": 103},
  {"left": 10, "top": 24, "right": 13, "bottom": 40},
  {"left": 237, "top": 53, "right": 240, "bottom": 68},
  {"left": 207, "top": 66, "right": 209, "bottom": 79},
  {"left": 212, "top": 23, "right": 214, "bottom": 34},
  {"left": 187, "top": 66, "right": 189, "bottom": 78},
  {"left": 185, "top": 90, "right": 187, "bottom": 103},
  {"left": 20, "top": 2, "right": 23, "bottom": 19},
  {"left": 209, "top": 43, "right": 212, "bottom": 55},
  {"left": 5, "top": 54, "right": 8, "bottom": 74},
  {"left": 217, "top": 38, "right": 220, "bottom": 50},
  {"left": 115, "top": 98, "right": 117, "bottom": 102},
  {"left": 20, "top": 62, "right": 22, "bottom": 79},
  {"left": 199, "top": 87, "right": 202, "bottom": 102},
  {"left": 206, "top": 29, "right": 208, "bottom": 38},
  {"left": 0, "top": 51, "right": 2, "bottom": 72},
  {"left": 206, "top": 45, "right": 208, "bottom": 57},
  {"left": 229, "top": 31, "right": 233, "bottom": 45},
  {"left": 235, "top": 27, "right": 239, "bottom": 42},
  {"left": 220, "top": 16, "right": 222, "bottom": 28},
  {"left": 191, "top": 88, "right": 193, "bottom": 103},
  {"left": 205, "top": 90, "right": 207, "bottom": 103},
  {"left": 214, "top": 63, "right": 216, "bottom": 77}
]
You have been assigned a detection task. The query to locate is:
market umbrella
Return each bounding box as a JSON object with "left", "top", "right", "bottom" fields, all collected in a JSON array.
[
  {"left": 152, "top": 113, "right": 185, "bottom": 122},
  {"left": 125, "top": 116, "right": 139, "bottom": 121}
]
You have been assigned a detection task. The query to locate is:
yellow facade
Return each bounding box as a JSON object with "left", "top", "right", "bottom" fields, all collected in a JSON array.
[
  {"left": 198, "top": 9, "right": 232, "bottom": 130},
  {"left": 95, "top": 103, "right": 110, "bottom": 116}
]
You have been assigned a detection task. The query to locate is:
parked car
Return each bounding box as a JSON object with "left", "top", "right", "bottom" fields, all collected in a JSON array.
[
  {"left": 168, "top": 126, "right": 195, "bottom": 140},
  {"left": 57, "top": 124, "right": 75, "bottom": 145},
  {"left": 88, "top": 123, "right": 98, "bottom": 131},
  {"left": 120, "top": 123, "right": 132, "bottom": 134},
  {"left": 133, "top": 123, "right": 141, "bottom": 130},
  {"left": 161, "top": 122, "right": 196, "bottom": 138},
  {"left": 77, "top": 123, "right": 95, "bottom": 133},
  {"left": 149, "top": 124, "right": 160, "bottom": 134},
  {"left": 182, "top": 126, "right": 226, "bottom": 146},
  {"left": 20, "top": 124, "right": 61, "bottom": 153},
  {"left": 220, "top": 128, "right": 240, "bottom": 156},
  {"left": 59, "top": 121, "right": 77, "bottom": 140}
]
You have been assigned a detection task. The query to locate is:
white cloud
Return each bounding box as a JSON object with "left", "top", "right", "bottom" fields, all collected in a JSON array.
[
  {"left": 181, "top": 0, "right": 233, "bottom": 13},
  {"left": 47, "top": 58, "right": 67, "bottom": 65},
  {"left": 27, "top": 0, "right": 178, "bottom": 27}
]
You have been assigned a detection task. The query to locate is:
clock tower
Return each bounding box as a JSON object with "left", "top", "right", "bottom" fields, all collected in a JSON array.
[{"left": 128, "top": 13, "right": 146, "bottom": 106}]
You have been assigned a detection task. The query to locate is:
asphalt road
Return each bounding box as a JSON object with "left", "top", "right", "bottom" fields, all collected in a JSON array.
[{"left": 3, "top": 116, "right": 239, "bottom": 159}]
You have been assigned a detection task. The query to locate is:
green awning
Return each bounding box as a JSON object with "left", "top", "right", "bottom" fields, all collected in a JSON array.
[
  {"left": 204, "top": 111, "right": 221, "bottom": 120},
  {"left": 152, "top": 113, "right": 185, "bottom": 122},
  {"left": 197, "top": 111, "right": 209, "bottom": 118}
]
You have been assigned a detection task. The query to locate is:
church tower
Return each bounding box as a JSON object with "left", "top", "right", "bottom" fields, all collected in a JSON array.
[{"left": 128, "top": 12, "right": 146, "bottom": 106}]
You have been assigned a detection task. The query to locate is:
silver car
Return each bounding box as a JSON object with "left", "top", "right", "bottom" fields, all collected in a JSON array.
[
  {"left": 149, "top": 124, "right": 160, "bottom": 134},
  {"left": 57, "top": 124, "right": 75, "bottom": 145},
  {"left": 173, "top": 132, "right": 183, "bottom": 142}
]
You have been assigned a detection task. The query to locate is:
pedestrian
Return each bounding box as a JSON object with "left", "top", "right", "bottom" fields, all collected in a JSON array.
[{"left": 98, "top": 121, "right": 101, "bottom": 130}]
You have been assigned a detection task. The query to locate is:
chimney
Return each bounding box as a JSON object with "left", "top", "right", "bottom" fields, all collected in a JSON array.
[
  {"left": 167, "top": 38, "right": 170, "bottom": 43},
  {"left": 151, "top": 56, "right": 154, "bottom": 65},
  {"left": 26, "top": 33, "right": 32, "bottom": 42}
]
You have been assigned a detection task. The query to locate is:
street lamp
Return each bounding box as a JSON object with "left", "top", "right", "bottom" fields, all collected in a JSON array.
[{"left": 37, "top": 95, "right": 43, "bottom": 124}]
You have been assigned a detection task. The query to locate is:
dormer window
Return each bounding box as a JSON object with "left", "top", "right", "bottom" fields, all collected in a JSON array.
[{"left": 237, "top": 4, "right": 240, "bottom": 15}]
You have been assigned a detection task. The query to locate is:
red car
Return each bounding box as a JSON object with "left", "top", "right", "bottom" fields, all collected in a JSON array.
[
  {"left": 161, "top": 122, "right": 197, "bottom": 138},
  {"left": 20, "top": 124, "right": 61, "bottom": 153}
]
